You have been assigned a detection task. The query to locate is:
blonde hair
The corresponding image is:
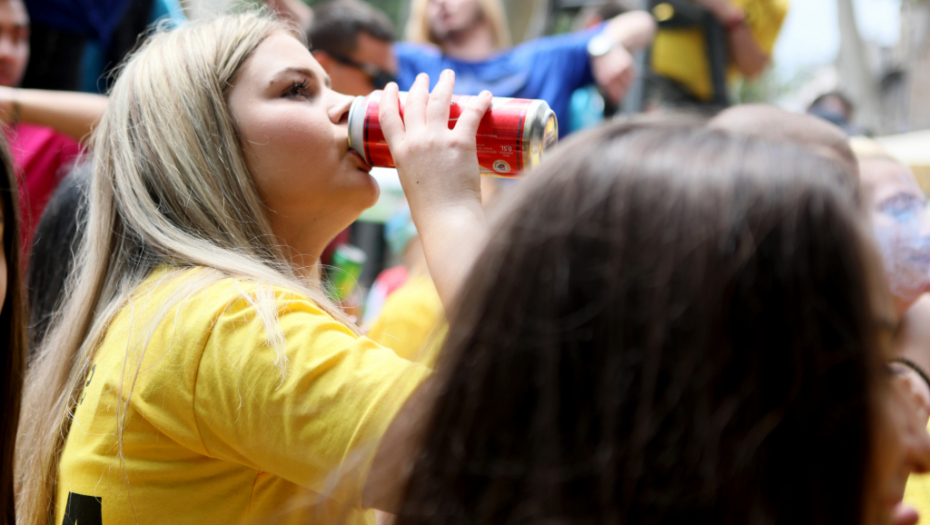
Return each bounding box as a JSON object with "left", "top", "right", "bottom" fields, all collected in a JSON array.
[
  {"left": 405, "top": 0, "right": 511, "bottom": 49},
  {"left": 16, "top": 11, "right": 357, "bottom": 525}
]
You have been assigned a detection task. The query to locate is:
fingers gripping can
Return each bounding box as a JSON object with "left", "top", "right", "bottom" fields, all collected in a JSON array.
[{"left": 347, "top": 91, "right": 559, "bottom": 177}]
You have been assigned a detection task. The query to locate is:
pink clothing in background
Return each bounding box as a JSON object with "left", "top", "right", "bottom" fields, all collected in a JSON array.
[
  {"left": 5, "top": 123, "right": 83, "bottom": 253},
  {"left": 361, "top": 265, "right": 409, "bottom": 328}
]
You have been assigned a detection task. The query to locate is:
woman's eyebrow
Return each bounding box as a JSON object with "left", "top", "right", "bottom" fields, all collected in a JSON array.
[
  {"left": 282, "top": 66, "right": 314, "bottom": 78},
  {"left": 280, "top": 67, "right": 331, "bottom": 86}
]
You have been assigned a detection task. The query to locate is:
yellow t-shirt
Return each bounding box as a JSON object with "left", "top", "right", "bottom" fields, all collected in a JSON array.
[
  {"left": 367, "top": 274, "right": 445, "bottom": 367},
  {"left": 55, "top": 266, "right": 429, "bottom": 525},
  {"left": 650, "top": 0, "right": 789, "bottom": 101}
]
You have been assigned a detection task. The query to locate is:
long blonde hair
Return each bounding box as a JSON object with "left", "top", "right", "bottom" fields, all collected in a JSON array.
[
  {"left": 16, "top": 11, "right": 357, "bottom": 525},
  {"left": 405, "top": 0, "right": 511, "bottom": 49}
]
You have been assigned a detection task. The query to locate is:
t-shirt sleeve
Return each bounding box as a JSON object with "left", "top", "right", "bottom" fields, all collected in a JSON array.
[{"left": 190, "top": 291, "right": 430, "bottom": 506}]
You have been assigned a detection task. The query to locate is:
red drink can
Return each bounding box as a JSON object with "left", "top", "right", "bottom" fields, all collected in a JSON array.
[{"left": 347, "top": 91, "right": 559, "bottom": 177}]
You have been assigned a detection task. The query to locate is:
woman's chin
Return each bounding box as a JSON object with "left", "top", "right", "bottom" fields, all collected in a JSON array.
[{"left": 358, "top": 173, "right": 381, "bottom": 209}]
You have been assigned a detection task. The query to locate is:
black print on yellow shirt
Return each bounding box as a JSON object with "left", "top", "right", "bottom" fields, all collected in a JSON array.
[
  {"left": 79, "top": 364, "right": 96, "bottom": 406},
  {"left": 62, "top": 492, "right": 102, "bottom": 525}
]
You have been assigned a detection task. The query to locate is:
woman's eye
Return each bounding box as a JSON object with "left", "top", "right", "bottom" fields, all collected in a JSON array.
[
  {"left": 285, "top": 80, "right": 313, "bottom": 99},
  {"left": 881, "top": 194, "right": 925, "bottom": 223}
]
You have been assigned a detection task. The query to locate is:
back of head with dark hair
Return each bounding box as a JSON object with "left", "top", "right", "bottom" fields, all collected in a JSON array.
[
  {"left": 708, "top": 104, "right": 860, "bottom": 192},
  {"left": 27, "top": 164, "right": 89, "bottom": 349},
  {"left": 0, "top": 134, "right": 27, "bottom": 525},
  {"left": 395, "top": 121, "right": 884, "bottom": 525},
  {"left": 308, "top": 0, "right": 395, "bottom": 58}
]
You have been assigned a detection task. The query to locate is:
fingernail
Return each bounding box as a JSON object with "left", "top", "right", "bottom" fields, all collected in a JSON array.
[
  {"left": 417, "top": 73, "right": 428, "bottom": 82},
  {"left": 481, "top": 90, "right": 492, "bottom": 98}
]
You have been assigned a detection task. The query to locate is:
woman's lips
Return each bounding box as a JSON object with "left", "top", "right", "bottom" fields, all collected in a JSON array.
[{"left": 348, "top": 150, "right": 372, "bottom": 172}]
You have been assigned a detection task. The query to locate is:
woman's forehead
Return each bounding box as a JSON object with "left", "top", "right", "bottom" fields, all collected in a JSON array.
[{"left": 239, "top": 32, "right": 326, "bottom": 82}]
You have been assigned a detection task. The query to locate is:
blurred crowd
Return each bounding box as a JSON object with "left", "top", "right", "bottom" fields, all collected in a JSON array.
[{"left": 4, "top": 0, "right": 930, "bottom": 524}]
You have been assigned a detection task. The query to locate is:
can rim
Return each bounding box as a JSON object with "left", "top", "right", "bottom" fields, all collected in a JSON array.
[
  {"left": 520, "top": 100, "right": 559, "bottom": 172},
  {"left": 347, "top": 95, "right": 370, "bottom": 164}
]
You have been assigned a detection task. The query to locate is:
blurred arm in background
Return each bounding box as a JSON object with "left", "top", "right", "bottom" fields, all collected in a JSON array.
[
  {"left": 0, "top": 87, "right": 107, "bottom": 144},
  {"left": 693, "top": 0, "right": 769, "bottom": 79},
  {"left": 591, "top": 9, "right": 657, "bottom": 104}
]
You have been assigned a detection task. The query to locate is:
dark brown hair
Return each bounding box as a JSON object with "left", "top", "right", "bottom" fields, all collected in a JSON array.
[
  {"left": 395, "top": 121, "right": 884, "bottom": 525},
  {"left": 1, "top": 134, "right": 27, "bottom": 525},
  {"left": 308, "top": 0, "right": 395, "bottom": 57}
]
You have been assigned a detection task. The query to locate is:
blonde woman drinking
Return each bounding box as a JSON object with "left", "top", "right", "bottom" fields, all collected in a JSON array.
[{"left": 16, "top": 12, "right": 490, "bottom": 525}]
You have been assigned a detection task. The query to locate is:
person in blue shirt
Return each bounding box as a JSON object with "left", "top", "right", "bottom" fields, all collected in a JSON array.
[
  {"left": 399, "top": 0, "right": 655, "bottom": 137},
  {"left": 267, "top": 0, "right": 655, "bottom": 138}
]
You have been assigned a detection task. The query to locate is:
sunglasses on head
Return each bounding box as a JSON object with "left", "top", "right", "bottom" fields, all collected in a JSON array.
[{"left": 327, "top": 53, "right": 396, "bottom": 90}]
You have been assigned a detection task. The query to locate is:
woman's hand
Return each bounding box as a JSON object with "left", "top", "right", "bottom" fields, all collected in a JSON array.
[
  {"left": 378, "top": 70, "right": 492, "bottom": 311},
  {"left": 379, "top": 70, "right": 491, "bottom": 216}
]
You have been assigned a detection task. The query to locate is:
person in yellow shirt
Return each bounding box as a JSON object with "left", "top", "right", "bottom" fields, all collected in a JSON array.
[
  {"left": 363, "top": 205, "right": 443, "bottom": 365},
  {"left": 365, "top": 179, "right": 511, "bottom": 366},
  {"left": 16, "top": 12, "right": 493, "bottom": 525},
  {"left": 649, "top": 0, "right": 789, "bottom": 108},
  {"left": 368, "top": 270, "right": 445, "bottom": 365}
]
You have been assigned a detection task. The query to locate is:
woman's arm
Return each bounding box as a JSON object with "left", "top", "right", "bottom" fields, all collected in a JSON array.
[
  {"left": 0, "top": 87, "right": 107, "bottom": 144},
  {"left": 603, "top": 9, "right": 657, "bottom": 51},
  {"left": 362, "top": 71, "right": 490, "bottom": 513},
  {"left": 591, "top": 10, "right": 658, "bottom": 104},
  {"left": 377, "top": 71, "right": 491, "bottom": 312},
  {"left": 691, "top": 0, "right": 769, "bottom": 78},
  {"left": 363, "top": 378, "right": 435, "bottom": 512}
]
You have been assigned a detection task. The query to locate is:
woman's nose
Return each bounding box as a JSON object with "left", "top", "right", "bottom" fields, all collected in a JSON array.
[{"left": 328, "top": 91, "right": 355, "bottom": 126}]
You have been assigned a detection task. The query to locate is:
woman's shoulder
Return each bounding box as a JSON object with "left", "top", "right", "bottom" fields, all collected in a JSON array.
[
  {"left": 135, "top": 265, "right": 317, "bottom": 310},
  {"left": 112, "top": 266, "right": 336, "bottom": 347}
]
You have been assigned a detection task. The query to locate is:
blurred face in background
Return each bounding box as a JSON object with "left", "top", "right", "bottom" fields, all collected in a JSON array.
[
  {"left": 313, "top": 31, "right": 397, "bottom": 97},
  {"left": 426, "top": 0, "right": 484, "bottom": 42},
  {"left": 0, "top": 0, "right": 28, "bottom": 87},
  {"left": 861, "top": 157, "right": 930, "bottom": 315}
]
